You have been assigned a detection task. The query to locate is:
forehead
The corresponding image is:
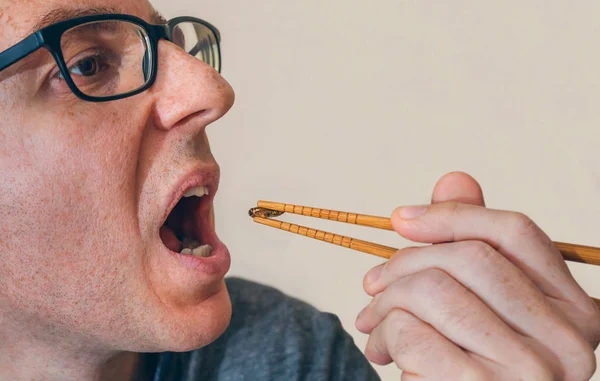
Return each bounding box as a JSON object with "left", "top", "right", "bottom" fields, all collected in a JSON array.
[{"left": 0, "top": 0, "right": 154, "bottom": 50}]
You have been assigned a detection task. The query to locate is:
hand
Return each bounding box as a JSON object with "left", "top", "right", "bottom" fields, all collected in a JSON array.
[{"left": 355, "top": 172, "right": 600, "bottom": 380}]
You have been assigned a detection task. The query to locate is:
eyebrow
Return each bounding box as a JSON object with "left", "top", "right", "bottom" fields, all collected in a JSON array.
[
  {"left": 29, "top": 6, "right": 120, "bottom": 34},
  {"left": 0, "top": 6, "right": 169, "bottom": 79},
  {"left": 150, "top": 10, "right": 168, "bottom": 25},
  {"left": 29, "top": 6, "right": 168, "bottom": 35}
]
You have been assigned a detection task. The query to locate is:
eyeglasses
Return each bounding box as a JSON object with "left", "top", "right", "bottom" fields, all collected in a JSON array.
[{"left": 0, "top": 14, "right": 221, "bottom": 102}]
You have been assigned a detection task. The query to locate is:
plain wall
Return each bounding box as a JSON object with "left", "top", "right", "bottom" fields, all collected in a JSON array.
[{"left": 153, "top": 1, "right": 600, "bottom": 379}]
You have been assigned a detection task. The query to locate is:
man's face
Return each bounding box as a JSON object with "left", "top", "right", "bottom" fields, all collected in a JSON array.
[{"left": 0, "top": 0, "right": 235, "bottom": 352}]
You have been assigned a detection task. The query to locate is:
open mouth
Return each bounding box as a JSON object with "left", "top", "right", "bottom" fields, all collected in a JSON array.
[{"left": 159, "top": 185, "right": 214, "bottom": 258}]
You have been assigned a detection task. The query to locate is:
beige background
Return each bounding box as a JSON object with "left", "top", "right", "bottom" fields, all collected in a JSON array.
[{"left": 155, "top": 1, "right": 600, "bottom": 379}]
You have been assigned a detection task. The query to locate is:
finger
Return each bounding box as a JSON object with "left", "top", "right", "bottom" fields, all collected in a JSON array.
[
  {"left": 357, "top": 268, "right": 532, "bottom": 365},
  {"left": 431, "top": 171, "right": 486, "bottom": 207},
  {"left": 390, "top": 202, "right": 588, "bottom": 307},
  {"left": 362, "top": 241, "right": 594, "bottom": 374},
  {"left": 364, "top": 242, "right": 553, "bottom": 334},
  {"left": 363, "top": 308, "right": 485, "bottom": 380}
]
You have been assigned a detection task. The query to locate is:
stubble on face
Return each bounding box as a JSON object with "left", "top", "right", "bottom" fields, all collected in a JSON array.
[{"left": 0, "top": 0, "right": 234, "bottom": 357}]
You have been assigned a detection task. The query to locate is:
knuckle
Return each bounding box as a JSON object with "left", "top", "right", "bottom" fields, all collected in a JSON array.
[
  {"left": 527, "top": 367, "right": 555, "bottom": 381},
  {"left": 577, "top": 299, "right": 600, "bottom": 339},
  {"left": 364, "top": 331, "right": 392, "bottom": 365},
  {"left": 382, "top": 309, "right": 423, "bottom": 358},
  {"left": 385, "top": 308, "right": 416, "bottom": 326},
  {"left": 384, "top": 246, "right": 416, "bottom": 273},
  {"left": 460, "top": 240, "right": 497, "bottom": 265},
  {"left": 581, "top": 299, "right": 600, "bottom": 321},
  {"left": 568, "top": 349, "right": 596, "bottom": 381},
  {"left": 454, "top": 366, "right": 489, "bottom": 381},
  {"left": 410, "top": 269, "right": 482, "bottom": 330},
  {"left": 431, "top": 360, "right": 489, "bottom": 381},
  {"left": 516, "top": 348, "right": 556, "bottom": 381},
  {"left": 576, "top": 349, "right": 597, "bottom": 381},
  {"left": 369, "top": 332, "right": 388, "bottom": 357},
  {"left": 559, "top": 329, "right": 597, "bottom": 381},
  {"left": 416, "top": 268, "right": 456, "bottom": 296},
  {"left": 413, "top": 269, "right": 473, "bottom": 326},
  {"left": 383, "top": 309, "right": 419, "bottom": 336},
  {"left": 509, "top": 212, "right": 539, "bottom": 238}
]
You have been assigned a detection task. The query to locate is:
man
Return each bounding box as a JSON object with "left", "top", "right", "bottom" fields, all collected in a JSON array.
[{"left": 0, "top": 1, "right": 597, "bottom": 380}]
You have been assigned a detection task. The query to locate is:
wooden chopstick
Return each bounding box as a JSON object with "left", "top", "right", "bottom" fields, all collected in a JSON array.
[
  {"left": 252, "top": 216, "right": 397, "bottom": 258},
  {"left": 256, "top": 201, "right": 394, "bottom": 230},
  {"left": 251, "top": 201, "right": 600, "bottom": 308},
  {"left": 255, "top": 201, "right": 600, "bottom": 266}
]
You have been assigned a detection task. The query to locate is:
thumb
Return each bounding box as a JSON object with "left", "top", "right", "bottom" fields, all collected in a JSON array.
[{"left": 431, "top": 171, "right": 486, "bottom": 207}]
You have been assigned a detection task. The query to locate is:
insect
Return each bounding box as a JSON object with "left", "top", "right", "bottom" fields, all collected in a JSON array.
[{"left": 248, "top": 207, "right": 285, "bottom": 218}]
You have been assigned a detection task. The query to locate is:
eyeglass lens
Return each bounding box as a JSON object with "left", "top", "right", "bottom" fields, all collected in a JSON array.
[
  {"left": 59, "top": 19, "right": 219, "bottom": 99},
  {"left": 172, "top": 22, "right": 220, "bottom": 72}
]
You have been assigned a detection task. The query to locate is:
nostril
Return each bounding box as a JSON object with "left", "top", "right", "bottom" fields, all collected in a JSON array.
[{"left": 177, "top": 109, "right": 209, "bottom": 126}]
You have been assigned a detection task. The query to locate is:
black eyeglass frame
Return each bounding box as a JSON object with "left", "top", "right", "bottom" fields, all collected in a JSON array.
[{"left": 0, "top": 14, "right": 222, "bottom": 102}]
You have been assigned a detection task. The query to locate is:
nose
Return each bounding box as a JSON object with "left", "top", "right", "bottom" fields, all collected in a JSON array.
[{"left": 149, "top": 41, "right": 235, "bottom": 130}]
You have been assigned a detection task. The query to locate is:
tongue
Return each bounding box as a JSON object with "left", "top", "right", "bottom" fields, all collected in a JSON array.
[{"left": 160, "top": 225, "right": 181, "bottom": 253}]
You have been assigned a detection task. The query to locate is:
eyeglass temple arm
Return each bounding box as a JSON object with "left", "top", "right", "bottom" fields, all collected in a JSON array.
[
  {"left": 188, "top": 40, "right": 209, "bottom": 57},
  {"left": 0, "top": 34, "right": 43, "bottom": 72}
]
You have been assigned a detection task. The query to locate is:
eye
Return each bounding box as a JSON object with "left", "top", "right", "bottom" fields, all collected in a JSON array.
[
  {"left": 69, "top": 54, "right": 109, "bottom": 77},
  {"left": 47, "top": 48, "right": 121, "bottom": 97}
]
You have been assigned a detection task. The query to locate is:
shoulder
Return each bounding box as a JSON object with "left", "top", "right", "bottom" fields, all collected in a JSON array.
[
  {"left": 224, "top": 276, "right": 337, "bottom": 336},
  {"left": 189, "top": 277, "right": 380, "bottom": 380},
  {"left": 225, "top": 276, "right": 295, "bottom": 314},
  {"left": 153, "top": 278, "right": 380, "bottom": 380}
]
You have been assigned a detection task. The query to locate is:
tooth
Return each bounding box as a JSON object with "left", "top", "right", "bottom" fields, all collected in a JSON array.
[
  {"left": 180, "top": 248, "right": 193, "bottom": 255},
  {"left": 192, "top": 245, "right": 213, "bottom": 258},
  {"left": 183, "top": 186, "right": 208, "bottom": 198}
]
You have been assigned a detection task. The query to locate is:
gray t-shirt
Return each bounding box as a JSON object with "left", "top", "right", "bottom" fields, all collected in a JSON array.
[{"left": 142, "top": 277, "right": 381, "bottom": 380}]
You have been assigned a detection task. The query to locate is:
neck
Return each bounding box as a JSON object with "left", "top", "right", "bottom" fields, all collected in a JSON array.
[{"left": 0, "top": 323, "right": 146, "bottom": 381}]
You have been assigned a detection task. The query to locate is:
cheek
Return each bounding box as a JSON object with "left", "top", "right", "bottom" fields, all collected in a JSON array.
[{"left": 0, "top": 110, "right": 145, "bottom": 328}]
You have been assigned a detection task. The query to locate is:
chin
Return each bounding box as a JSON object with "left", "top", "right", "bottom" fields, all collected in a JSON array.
[{"left": 144, "top": 281, "right": 232, "bottom": 353}]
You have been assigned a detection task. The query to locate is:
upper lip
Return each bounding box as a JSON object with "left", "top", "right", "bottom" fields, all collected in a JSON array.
[{"left": 160, "top": 164, "right": 220, "bottom": 227}]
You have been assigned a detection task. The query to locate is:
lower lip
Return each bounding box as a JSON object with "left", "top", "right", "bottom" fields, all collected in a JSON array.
[{"left": 161, "top": 237, "right": 231, "bottom": 279}]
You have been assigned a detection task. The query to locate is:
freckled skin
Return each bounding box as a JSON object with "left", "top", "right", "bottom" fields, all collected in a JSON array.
[{"left": 0, "top": 1, "right": 235, "bottom": 380}]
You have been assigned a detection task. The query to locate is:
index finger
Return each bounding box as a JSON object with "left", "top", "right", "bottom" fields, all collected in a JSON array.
[{"left": 391, "top": 202, "right": 589, "bottom": 307}]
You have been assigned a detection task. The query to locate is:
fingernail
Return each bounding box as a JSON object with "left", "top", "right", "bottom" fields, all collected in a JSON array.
[
  {"left": 365, "top": 265, "right": 383, "bottom": 284},
  {"left": 397, "top": 205, "right": 428, "bottom": 220}
]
